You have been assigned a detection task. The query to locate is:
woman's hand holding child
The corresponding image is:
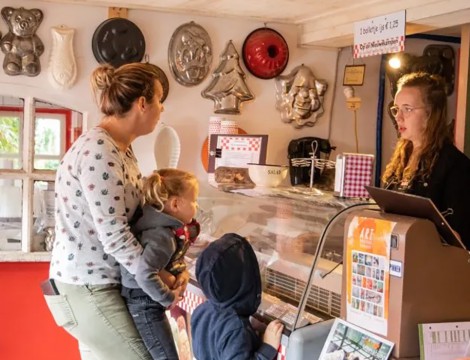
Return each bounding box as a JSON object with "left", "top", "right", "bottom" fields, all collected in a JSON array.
[
  {"left": 174, "top": 269, "right": 190, "bottom": 292},
  {"left": 167, "top": 284, "right": 184, "bottom": 310},
  {"left": 159, "top": 269, "right": 177, "bottom": 288}
]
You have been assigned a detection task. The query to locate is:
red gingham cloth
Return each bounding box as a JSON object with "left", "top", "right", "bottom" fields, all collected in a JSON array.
[
  {"left": 277, "top": 344, "right": 287, "bottom": 360},
  {"left": 178, "top": 290, "right": 205, "bottom": 315}
]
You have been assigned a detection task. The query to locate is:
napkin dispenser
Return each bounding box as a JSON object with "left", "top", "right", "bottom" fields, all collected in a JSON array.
[{"left": 334, "top": 153, "right": 375, "bottom": 198}]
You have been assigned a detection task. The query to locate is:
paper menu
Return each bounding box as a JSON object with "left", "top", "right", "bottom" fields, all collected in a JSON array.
[
  {"left": 419, "top": 321, "right": 470, "bottom": 360},
  {"left": 208, "top": 134, "right": 268, "bottom": 173}
]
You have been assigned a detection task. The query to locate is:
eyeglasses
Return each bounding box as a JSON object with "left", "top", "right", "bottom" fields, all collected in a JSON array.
[{"left": 390, "top": 105, "right": 427, "bottom": 118}]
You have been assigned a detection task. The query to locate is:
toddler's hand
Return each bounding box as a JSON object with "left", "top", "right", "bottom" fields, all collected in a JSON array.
[{"left": 263, "top": 320, "right": 284, "bottom": 350}]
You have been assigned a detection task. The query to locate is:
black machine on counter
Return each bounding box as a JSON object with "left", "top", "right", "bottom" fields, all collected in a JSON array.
[{"left": 287, "top": 136, "right": 335, "bottom": 187}]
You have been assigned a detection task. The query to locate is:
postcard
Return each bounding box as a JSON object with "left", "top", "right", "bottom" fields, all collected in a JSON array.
[{"left": 319, "top": 318, "right": 394, "bottom": 360}]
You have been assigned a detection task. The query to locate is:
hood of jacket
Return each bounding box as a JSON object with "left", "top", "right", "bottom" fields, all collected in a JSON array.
[
  {"left": 195, "top": 233, "right": 261, "bottom": 316},
  {"left": 132, "top": 205, "right": 183, "bottom": 243}
]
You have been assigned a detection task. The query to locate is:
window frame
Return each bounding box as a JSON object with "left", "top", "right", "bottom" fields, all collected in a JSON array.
[
  {"left": 34, "top": 108, "right": 70, "bottom": 169},
  {"left": 0, "top": 97, "right": 84, "bottom": 257}
]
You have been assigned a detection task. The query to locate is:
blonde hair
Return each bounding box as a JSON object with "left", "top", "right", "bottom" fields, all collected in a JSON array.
[
  {"left": 90, "top": 62, "right": 163, "bottom": 117},
  {"left": 382, "top": 72, "right": 452, "bottom": 186},
  {"left": 142, "top": 168, "right": 198, "bottom": 211}
]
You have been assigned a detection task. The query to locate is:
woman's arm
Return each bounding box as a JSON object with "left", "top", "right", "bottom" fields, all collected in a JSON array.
[{"left": 78, "top": 138, "right": 144, "bottom": 273}]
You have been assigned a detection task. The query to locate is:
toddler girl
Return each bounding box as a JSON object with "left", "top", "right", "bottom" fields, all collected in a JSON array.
[{"left": 121, "top": 168, "right": 200, "bottom": 360}]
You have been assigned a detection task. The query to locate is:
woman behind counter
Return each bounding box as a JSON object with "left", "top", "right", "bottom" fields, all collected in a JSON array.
[{"left": 383, "top": 71, "right": 470, "bottom": 250}]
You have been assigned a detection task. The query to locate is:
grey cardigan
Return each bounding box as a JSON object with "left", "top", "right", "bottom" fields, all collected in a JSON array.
[{"left": 120, "top": 205, "right": 185, "bottom": 307}]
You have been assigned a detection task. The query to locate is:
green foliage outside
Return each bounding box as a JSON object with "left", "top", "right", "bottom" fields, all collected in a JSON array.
[
  {"left": 0, "top": 117, "right": 19, "bottom": 153},
  {"left": 0, "top": 116, "right": 60, "bottom": 170},
  {"left": 34, "top": 118, "right": 61, "bottom": 170},
  {"left": 35, "top": 119, "right": 58, "bottom": 155}
]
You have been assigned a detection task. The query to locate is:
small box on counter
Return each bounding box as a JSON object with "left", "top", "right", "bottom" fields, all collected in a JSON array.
[{"left": 334, "top": 153, "right": 375, "bottom": 198}]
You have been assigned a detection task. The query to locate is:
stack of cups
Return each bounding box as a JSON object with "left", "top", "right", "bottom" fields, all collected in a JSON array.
[
  {"left": 219, "top": 118, "right": 238, "bottom": 135},
  {"left": 208, "top": 116, "right": 222, "bottom": 156}
]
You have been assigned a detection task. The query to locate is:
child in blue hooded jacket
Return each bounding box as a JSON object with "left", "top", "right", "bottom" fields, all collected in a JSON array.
[{"left": 191, "top": 233, "right": 283, "bottom": 360}]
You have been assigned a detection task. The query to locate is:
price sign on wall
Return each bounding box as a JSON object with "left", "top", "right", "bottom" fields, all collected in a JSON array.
[{"left": 353, "top": 11, "right": 406, "bottom": 58}]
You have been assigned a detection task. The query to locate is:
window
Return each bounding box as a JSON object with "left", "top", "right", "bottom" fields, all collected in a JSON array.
[
  {"left": 33, "top": 101, "right": 83, "bottom": 170},
  {"left": 0, "top": 96, "right": 84, "bottom": 256},
  {"left": 35, "top": 113, "right": 64, "bottom": 170},
  {"left": 0, "top": 100, "right": 23, "bottom": 170}
]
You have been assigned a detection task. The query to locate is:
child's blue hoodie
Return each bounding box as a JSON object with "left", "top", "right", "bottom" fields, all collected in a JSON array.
[{"left": 191, "top": 233, "right": 278, "bottom": 360}]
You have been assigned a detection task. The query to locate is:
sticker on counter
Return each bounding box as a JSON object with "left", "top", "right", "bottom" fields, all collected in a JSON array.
[
  {"left": 345, "top": 216, "right": 395, "bottom": 336},
  {"left": 390, "top": 260, "right": 402, "bottom": 277}
]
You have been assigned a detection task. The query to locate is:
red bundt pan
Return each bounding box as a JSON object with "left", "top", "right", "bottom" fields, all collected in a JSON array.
[{"left": 242, "top": 27, "right": 289, "bottom": 79}]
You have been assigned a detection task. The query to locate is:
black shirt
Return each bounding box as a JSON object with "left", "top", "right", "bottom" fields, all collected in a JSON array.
[{"left": 386, "top": 142, "right": 470, "bottom": 250}]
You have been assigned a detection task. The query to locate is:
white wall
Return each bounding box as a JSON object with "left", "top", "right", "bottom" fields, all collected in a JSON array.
[
  {"left": 329, "top": 47, "right": 382, "bottom": 157},
  {"left": 0, "top": 1, "right": 460, "bottom": 193},
  {"left": 0, "top": 1, "right": 338, "bottom": 185},
  {"left": 0, "top": 1, "right": 100, "bottom": 114}
]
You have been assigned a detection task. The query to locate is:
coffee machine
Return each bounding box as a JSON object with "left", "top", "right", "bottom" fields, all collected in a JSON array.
[{"left": 287, "top": 137, "right": 335, "bottom": 186}]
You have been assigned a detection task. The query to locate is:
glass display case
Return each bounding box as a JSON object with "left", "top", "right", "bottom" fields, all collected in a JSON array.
[{"left": 175, "top": 185, "right": 371, "bottom": 359}]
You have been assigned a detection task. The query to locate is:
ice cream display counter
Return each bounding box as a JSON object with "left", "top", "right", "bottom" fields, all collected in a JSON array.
[
  {"left": 174, "top": 187, "right": 470, "bottom": 360},
  {"left": 173, "top": 186, "right": 369, "bottom": 359}
]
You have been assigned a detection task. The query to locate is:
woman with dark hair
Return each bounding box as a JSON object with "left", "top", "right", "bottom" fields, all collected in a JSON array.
[
  {"left": 43, "top": 62, "right": 169, "bottom": 360},
  {"left": 383, "top": 71, "right": 470, "bottom": 249}
]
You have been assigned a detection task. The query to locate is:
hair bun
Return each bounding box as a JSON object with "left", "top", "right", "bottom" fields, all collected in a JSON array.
[{"left": 91, "top": 65, "right": 115, "bottom": 90}]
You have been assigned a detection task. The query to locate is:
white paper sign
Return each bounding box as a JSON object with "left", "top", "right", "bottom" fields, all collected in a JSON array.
[
  {"left": 389, "top": 260, "right": 402, "bottom": 277},
  {"left": 419, "top": 321, "right": 470, "bottom": 359},
  {"left": 209, "top": 135, "right": 267, "bottom": 170},
  {"left": 354, "top": 11, "right": 406, "bottom": 58}
]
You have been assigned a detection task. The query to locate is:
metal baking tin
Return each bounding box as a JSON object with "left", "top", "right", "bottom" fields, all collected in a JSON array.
[
  {"left": 242, "top": 27, "right": 289, "bottom": 79},
  {"left": 92, "top": 18, "right": 145, "bottom": 68},
  {"left": 168, "top": 21, "right": 212, "bottom": 86}
]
